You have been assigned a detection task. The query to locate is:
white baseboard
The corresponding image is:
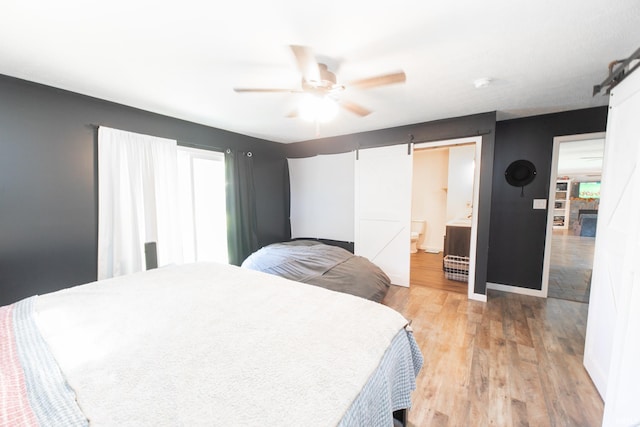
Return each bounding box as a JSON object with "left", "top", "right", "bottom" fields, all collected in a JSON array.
[
  {"left": 486, "top": 282, "right": 545, "bottom": 297},
  {"left": 390, "top": 275, "right": 410, "bottom": 287},
  {"left": 469, "top": 292, "right": 487, "bottom": 302},
  {"left": 420, "top": 245, "right": 442, "bottom": 253}
]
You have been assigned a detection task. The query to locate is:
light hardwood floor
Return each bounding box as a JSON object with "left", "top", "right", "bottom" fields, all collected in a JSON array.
[
  {"left": 411, "top": 251, "right": 468, "bottom": 295},
  {"left": 548, "top": 230, "right": 595, "bottom": 303},
  {"left": 382, "top": 284, "right": 604, "bottom": 426}
]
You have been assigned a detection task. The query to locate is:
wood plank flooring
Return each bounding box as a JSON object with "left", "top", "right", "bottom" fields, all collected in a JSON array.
[
  {"left": 382, "top": 284, "right": 604, "bottom": 426},
  {"left": 548, "top": 230, "right": 595, "bottom": 303},
  {"left": 411, "top": 251, "right": 467, "bottom": 295}
]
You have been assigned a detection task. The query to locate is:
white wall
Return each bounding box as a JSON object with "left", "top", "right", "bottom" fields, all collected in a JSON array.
[
  {"left": 411, "top": 148, "right": 448, "bottom": 252},
  {"left": 446, "top": 145, "right": 476, "bottom": 222}
]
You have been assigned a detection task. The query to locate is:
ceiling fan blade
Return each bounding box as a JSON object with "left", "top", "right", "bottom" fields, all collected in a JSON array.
[
  {"left": 348, "top": 71, "right": 406, "bottom": 90},
  {"left": 290, "top": 45, "right": 320, "bottom": 83},
  {"left": 340, "top": 100, "right": 372, "bottom": 117},
  {"left": 233, "top": 88, "right": 300, "bottom": 93}
]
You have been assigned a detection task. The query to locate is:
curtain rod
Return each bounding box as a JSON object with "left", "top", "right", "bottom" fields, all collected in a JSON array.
[
  {"left": 89, "top": 124, "right": 232, "bottom": 153},
  {"left": 179, "top": 141, "right": 226, "bottom": 152}
]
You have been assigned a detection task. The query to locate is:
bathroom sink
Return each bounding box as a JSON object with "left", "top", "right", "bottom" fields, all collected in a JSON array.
[{"left": 446, "top": 218, "right": 472, "bottom": 227}]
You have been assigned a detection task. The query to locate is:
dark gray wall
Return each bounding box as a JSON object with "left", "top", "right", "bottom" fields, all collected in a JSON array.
[
  {"left": 253, "top": 156, "right": 291, "bottom": 247},
  {"left": 285, "top": 112, "right": 496, "bottom": 295},
  {"left": 0, "top": 74, "right": 289, "bottom": 306},
  {"left": 0, "top": 70, "right": 609, "bottom": 305},
  {"left": 488, "top": 107, "right": 608, "bottom": 289}
]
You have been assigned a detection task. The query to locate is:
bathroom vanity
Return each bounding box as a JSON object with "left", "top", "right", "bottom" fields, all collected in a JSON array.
[{"left": 443, "top": 219, "right": 471, "bottom": 259}]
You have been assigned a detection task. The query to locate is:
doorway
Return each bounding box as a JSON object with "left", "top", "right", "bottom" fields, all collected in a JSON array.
[
  {"left": 542, "top": 132, "right": 605, "bottom": 302},
  {"left": 410, "top": 136, "right": 482, "bottom": 299}
]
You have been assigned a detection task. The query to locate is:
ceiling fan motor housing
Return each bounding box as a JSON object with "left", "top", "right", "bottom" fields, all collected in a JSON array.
[{"left": 303, "top": 63, "right": 344, "bottom": 94}]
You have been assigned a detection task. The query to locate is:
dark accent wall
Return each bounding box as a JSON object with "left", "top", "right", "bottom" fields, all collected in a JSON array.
[
  {"left": 1, "top": 71, "right": 606, "bottom": 306},
  {"left": 253, "top": 156, "right": 291, "bottom": 247},
  {"left": 285, "top": 112, "right": 496, "bottom": 296},
  {"left": 0, "top": 74, "right": 289, "bottom": 306},
  {"left": 488, "top": 107, "right": 608, "bottom": 289}
]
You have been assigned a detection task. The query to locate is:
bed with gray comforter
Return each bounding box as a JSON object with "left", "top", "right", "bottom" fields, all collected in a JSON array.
[{"left": 241, "top": 240, "right": 391, "bottom": 302}]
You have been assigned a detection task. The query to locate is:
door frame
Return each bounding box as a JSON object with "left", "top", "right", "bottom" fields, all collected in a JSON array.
[
  {"left": 540, "top": 131, "right": 606, "bottom": 298},
  {"left": 414, "top": 135, "right": 484, "bottom": 301}
]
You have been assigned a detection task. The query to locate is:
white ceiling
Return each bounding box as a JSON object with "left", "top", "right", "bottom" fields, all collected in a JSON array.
[
  {"left": 1, "top": 1, "right": 638, "bottom": 143},
  {"left": 558, "top": 138, "right": 605, "bottom": 180}
]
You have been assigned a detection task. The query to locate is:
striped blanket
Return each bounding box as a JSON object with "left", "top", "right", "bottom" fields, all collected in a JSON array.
[{"left": 0, "top": 297, "right": 87, "bottom": 427}]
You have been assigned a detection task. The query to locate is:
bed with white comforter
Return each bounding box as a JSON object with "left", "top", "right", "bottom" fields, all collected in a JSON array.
[{"left": 1, "top": 262, "right": 422, "bottom": 426}]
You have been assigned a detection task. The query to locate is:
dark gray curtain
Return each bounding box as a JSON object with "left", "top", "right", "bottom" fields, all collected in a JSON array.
[{"left": 225, "top": 149, "right": 259, "bottom": 265}]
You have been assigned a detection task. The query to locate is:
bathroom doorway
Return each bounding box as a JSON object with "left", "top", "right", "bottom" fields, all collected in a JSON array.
[
  {"left": 410, "top": 137, "right": 481, "bottom": 298},
  {"left": 542, "top": 132, "right": 605, "bottom": 302}
]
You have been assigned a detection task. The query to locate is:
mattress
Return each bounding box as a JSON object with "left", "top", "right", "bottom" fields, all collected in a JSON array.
[{"left": 1, "top": 262, "right": 422, "bottom": 426}]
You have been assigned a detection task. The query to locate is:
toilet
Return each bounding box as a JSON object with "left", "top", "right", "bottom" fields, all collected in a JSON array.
[{"left": 410, "top": 220, "right": 426, "bottom": 253}]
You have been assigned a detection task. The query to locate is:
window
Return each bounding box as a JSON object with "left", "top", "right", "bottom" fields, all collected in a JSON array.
[{"left": 177, "top": 146, "right": 228, "bottom": 263}]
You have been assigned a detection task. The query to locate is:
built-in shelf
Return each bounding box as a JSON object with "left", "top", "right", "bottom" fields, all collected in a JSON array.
[{"left": 553, "top": 179, "right": 571, "bottom": 229}]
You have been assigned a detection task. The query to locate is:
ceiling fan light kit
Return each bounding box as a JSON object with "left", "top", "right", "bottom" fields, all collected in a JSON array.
[
  {"left": 233, "top": 45, "right": 406, "bottom": 122},
  {"left": 299, "top": 94, "right": 339, "bottom": 123}
]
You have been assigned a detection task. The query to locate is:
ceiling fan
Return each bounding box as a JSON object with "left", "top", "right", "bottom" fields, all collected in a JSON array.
[{"left": 233, "top": 45, "right": 406, "bottom": 118}]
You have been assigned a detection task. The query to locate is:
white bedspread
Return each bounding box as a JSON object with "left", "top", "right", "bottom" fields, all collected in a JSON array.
[{"left": 34, "top": 262, "right": 410, "bottom": 426}]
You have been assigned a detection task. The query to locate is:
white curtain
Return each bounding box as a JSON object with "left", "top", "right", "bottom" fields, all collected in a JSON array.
[
  {"left": 98, "top": 127, "right": 182, "bottom": 280},
  {"left": 287, "top": 152, "right": 355, "bottom": 242}
]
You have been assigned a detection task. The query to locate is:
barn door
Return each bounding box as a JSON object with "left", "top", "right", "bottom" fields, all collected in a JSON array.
[
  {"left": 355, "top": 144, "right": 413, "bottom": 286},
  {"left": 584, "top": 68, "right": 640, "bottom": 425}
]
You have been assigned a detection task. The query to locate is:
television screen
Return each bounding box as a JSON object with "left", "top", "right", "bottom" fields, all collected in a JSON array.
[{"left": 579, "top": 182, "right": 601, "bottom": 199}]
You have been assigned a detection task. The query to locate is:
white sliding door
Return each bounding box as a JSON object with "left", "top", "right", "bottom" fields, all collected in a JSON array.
[
  {"left": 355, "top": 144, "right": 413, "bottom": 287},
  {"left": 584, "top": 68, "right": 640, "bottom": 426}
]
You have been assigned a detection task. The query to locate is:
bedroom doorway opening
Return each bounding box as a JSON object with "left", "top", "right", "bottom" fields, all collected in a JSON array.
[
  {"left": 542, "top": 132, "right": 605, "bottom": 302},
  {"left": 410, "top": 136, "right": 482, "bottom": 299}
]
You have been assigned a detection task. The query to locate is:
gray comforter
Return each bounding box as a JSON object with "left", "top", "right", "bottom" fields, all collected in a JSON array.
[{"left": 241, "top": 240, "right": 391, "bottom": 302}]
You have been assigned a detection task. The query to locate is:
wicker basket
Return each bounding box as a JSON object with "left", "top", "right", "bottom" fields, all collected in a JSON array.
[{"left": 443, "top": 255, "right": 469, "bottom": 282}]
